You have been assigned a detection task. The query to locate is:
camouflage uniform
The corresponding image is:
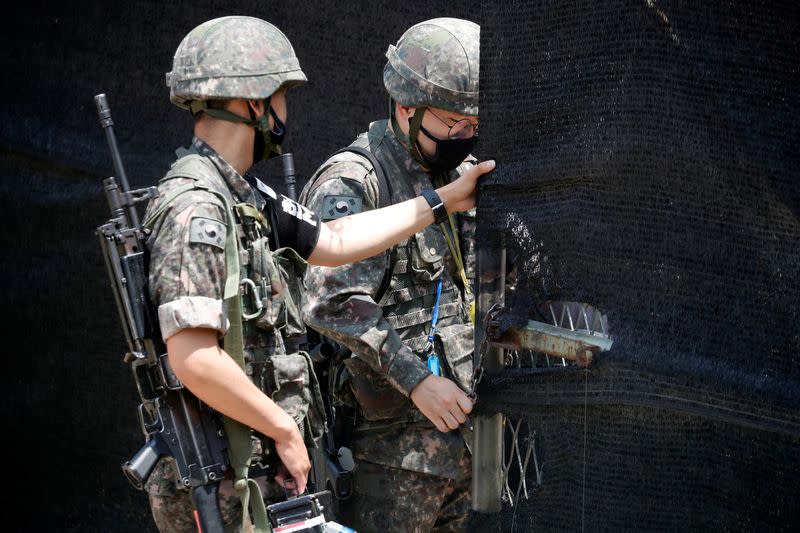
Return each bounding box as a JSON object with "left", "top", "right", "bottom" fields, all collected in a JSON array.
[
  {"left": 142, "top": 17, "right": 323, "bottom": 532},
  {"left": 300, "top": 18, "right": 479, "bottom": 533}
]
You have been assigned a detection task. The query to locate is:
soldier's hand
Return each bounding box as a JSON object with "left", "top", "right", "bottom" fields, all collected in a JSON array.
[
  {"left": 273, "top": 423, "right": 311, "bottom": 494},
  {"left": 410, "top": 374, "right": 474, "bottom": 433},
  {"left": 436, "top": 159, "right": 495, "bottom": 214}
]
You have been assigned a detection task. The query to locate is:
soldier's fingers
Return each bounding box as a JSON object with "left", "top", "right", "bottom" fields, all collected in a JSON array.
[
  {"left": 456, "top": 394, "right": 474, "bottom": 415},
  {"left": 442, "top": 411, "right": 460, "bottom": 430},
  {"left": 451, "top": 406, "right": 467, "bottom": 425},
  {"left": 295, "top": 476, "right": 307, "bottom": 495},
  {"left": 460, "top": 159, "right": 495, "bottom": 180},
  {"left": 475, "top": 159, "right": 496, "bottom": 175},
  {"left": 432, "top": 415, "right": 450, "bottom": 433},
  {"left": 284, "top": 470, "right": 307, "bottom": 495}
]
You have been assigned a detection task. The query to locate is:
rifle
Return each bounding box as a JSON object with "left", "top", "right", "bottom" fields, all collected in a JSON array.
[
  {"left": 305, "top": 336, "right": 356, "bottom": 508},
  {"left": 93, "top": 93, "right": 229, "bottom": 532}
]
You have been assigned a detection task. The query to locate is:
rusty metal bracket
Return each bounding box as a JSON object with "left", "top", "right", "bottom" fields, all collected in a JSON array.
[{"left": 487, "top": 315, "right": 613, "bottom": 367}]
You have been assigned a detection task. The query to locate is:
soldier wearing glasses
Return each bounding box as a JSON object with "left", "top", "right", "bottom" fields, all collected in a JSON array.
[{"left": 300, "top": 18, "right": 481, "bottom": 533}]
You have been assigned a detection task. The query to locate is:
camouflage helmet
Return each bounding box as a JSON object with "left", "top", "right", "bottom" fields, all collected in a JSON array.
[
  {"left": 167, "top": 16, "right": 307, "bottom": 110},
  {"left": 383, "top": 17, "right": 479, "bottom": 116}
]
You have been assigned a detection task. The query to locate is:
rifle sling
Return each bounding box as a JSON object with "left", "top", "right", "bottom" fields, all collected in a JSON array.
[{"left": 223, "top": 293, "right": 270, "bottom": 533}]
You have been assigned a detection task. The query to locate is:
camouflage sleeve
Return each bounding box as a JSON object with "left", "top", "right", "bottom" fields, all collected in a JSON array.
[
  {"left": 301, "top": 164, "right": 431, "bottom": 396},
  {"left": 146, "top": 183, "right": 230, "bottom": 341}
]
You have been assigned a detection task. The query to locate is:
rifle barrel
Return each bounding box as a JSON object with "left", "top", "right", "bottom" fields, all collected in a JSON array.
[
  {"left": 94, "top": 93, "right": 140, "bottom": 227},
  {"left": 282, "top": 153, "right": 297, "bottom": 201}
]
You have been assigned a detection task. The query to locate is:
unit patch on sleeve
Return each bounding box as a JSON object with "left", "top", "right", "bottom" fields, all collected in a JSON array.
[
  {"left": 321, "top": 195, "right": 363, "bottom": 221},
  {"left": 188, "top": 216, "right": 226, "bottom": 250}
]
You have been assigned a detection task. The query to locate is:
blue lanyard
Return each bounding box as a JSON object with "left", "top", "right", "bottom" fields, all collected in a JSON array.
[{"left": 426, "top": 278, "right": 443, "bottom": 375}]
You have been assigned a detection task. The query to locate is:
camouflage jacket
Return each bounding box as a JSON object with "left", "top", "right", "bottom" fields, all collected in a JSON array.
[
  {"left": 143, "top": 137, "right": 324, "bottom": 489},
  {"left": 299, "top": 120, "right": 476, "bottom": 479}
]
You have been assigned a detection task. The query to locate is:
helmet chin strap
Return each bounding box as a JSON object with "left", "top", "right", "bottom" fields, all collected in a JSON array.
[
  {"left": 189, "top": 99, "right": 258, "bottom": 126},
  {"left": 189, "top": 98, "right": 282, "bottom": 161},
  {"left": 389, "top": 98, "right": 427, "bottom": 166}
]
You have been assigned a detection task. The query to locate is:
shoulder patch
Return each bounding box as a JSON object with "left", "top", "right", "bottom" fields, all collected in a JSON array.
[
  {"left": 188, "top": 216, "right": 226, "bottom": 250},
  {"left": 321, "top": 195, "right": 363, "bottom": 221}
]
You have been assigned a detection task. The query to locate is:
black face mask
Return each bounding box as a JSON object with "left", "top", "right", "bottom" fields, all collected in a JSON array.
[
  {"left": 416, "top": 122, "right": 477, "bottom": 172},
  {"left": 250, "top": 103, "right": 287, "bottom": 162}
]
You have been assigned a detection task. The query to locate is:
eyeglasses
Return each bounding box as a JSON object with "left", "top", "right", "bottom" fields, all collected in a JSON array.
[{"left": 426, "top": 108, "right": 479, "bottom": 140}]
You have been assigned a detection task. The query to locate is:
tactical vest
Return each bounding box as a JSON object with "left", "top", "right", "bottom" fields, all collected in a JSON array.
[
  {"left": 147, "top": 152, "right": 326, "bottom": 455},
  {"left": 306, "top": 122, "right": 475, "bottom": 423}
]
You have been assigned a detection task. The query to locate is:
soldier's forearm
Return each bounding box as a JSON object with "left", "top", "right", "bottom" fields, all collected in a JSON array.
[
  {"left": 165, "top": 328, "right": 298, "bottom": 443},
  {"left": 309, "top": 194, "right": 435, "bottom": 267}
]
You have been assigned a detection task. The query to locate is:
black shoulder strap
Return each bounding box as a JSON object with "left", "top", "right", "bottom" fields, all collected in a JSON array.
[
  {"left": 330, "top": 145, "right": 393, "bottom": 209},
  {"left": 329, "top": 145, "right": 396, "bottom": 304}
]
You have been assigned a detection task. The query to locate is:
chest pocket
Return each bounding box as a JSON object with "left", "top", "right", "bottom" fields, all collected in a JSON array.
[{"left": 411, "top": 226, "right": 446, "bottom": 282}]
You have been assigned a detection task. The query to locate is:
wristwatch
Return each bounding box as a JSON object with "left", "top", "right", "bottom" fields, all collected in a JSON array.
[{"left": 421, "top": 188, "right": 448, "bottom": 225}]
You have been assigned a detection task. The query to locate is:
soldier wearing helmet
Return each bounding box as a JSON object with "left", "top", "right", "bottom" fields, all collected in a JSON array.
[
  {"left": 300, "top": 18, "right": 481, "bottom": 532},
  {"left": 142, "top": 16, "right": 492, "bottom": 532}
]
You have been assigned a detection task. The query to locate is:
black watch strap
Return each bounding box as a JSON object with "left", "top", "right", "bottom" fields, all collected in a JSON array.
[{"left": 421, "top": 188, "right": 448, "bottom": 225}]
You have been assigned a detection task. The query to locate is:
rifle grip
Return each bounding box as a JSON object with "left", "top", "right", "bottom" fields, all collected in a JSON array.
[{"left": 122, "top": 437, "right": 166, "bottom": 490}]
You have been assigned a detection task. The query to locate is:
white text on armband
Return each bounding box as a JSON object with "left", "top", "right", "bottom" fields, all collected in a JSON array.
[{"left": 281, "top": 197, "right": 318, "bottom": 227}]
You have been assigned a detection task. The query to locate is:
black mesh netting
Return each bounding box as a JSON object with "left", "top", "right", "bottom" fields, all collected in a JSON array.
[{"left": 473, "top": 1, "right": 800, "bottom": 531}]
